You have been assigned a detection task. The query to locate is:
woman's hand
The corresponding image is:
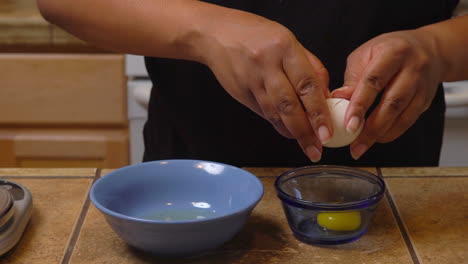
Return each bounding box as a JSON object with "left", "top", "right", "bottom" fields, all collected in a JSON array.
[
  {"left": 199, "top": 9, "right": 333, "bottom": 162},
  {"left": 332, "top": 29, "right": 445, "bottom": 159}
]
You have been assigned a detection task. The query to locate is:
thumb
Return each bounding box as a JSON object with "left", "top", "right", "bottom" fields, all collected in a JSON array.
[
  {"left": 337, "top": 49, "right": 369, "bottom": 99},
  {"left": 331, "top": 86, "right": 353, "bottom": 99}
]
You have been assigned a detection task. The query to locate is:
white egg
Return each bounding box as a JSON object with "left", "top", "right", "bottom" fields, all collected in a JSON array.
[{"left": 323, "top": 98, "right": 363, "bottom": 148}]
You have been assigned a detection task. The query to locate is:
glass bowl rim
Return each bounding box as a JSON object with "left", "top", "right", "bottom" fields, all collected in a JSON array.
[{"left": 274, "top": 165, "right": 386, "bottom": 211}]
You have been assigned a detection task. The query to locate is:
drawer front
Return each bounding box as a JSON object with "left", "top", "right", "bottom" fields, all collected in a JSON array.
[
  {"left": 0, "top": 128, "right": 129, "bottom": 168},
  {"left": 0, "top": 54, "right": 127, "bottom": 125}
]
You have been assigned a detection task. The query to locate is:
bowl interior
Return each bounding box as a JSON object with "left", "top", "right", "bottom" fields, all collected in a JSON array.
[
  {"left": 91, "top": 160, "right": 263, "bottom": 222},
  {"left": 277, "top": 168, "right": 384, "bottom": 205}
]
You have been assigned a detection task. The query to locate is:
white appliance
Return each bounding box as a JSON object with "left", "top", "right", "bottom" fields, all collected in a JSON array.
[
  {"left": 440, "top": 81, "right": 468, "bottom": 166},
  {"left": 125, "top": 55, "right": 468, "bottom": 166},
  {"left": 126, "top": 55, "right": 152, "bottom": 164}
]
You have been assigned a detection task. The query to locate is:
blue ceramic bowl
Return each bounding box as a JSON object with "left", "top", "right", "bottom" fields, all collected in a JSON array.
[{"left": 90, "top": 160, "right": 263, "bottom": 256}]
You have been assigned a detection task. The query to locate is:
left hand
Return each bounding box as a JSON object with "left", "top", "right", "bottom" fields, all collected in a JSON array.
[{"left": 331, "top": 29, "right": 445, "bottom": 159}]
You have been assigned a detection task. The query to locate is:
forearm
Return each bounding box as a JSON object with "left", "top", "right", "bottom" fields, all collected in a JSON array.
[
  {"left": 419, "top": 14, "right": 468, "bottom": 82},
  {"left": 37, "top": 0, "right": 225, "bottom": 62}
]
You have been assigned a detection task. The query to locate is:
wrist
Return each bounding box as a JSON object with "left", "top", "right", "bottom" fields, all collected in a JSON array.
[
  {"left": 414, "top": 26, "right": 450, "bottom": 83},
  {"left": 416, "top": 15, "right": 468, "bottom": 82}
]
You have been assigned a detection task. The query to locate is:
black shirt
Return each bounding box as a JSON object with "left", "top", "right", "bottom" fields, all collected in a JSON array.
[{"left": 143, "top": 0, "right": 458, "bottom": 167}]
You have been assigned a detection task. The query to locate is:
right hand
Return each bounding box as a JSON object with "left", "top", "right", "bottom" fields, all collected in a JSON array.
[{"left": 198, "top": 9, "right": 332, "bottom": 162}]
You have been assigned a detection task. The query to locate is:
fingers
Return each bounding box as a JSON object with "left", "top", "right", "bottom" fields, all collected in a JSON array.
[
  {"left": 377, "top": 96, "right": 425, "bottom": 143},
  {"left": 330, "top": 86, "right": 354, "bottom": 99},
  {"left": 252, "top": 89, "right": 294, "bottom": 138},
  {"left": 350, "top": 71, "right": 419, "bottom": 159},
  {"left": 344, "top": 49, "right": 403, "bottom": 136},
  {"left": 340, "top": 51, "right": 365, "bottom": 97},
  {"left": 282, "top": 46, "right": 333, "bottom": 145},
  {"left": 264, "top": 71, "right": 322, "bottom": 162},
  {"left": 303, "top": 49, "right": 331, "bottom": 97},
  {"left": 377, "top": 83, "right": 432, "bottom": 143},
  {"left": 340, "top": 32, "right": 441, "bottom": 159}
]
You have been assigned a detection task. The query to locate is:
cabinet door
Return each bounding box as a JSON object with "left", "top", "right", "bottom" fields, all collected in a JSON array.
[
  {"left": 0, "top": 54, "right": 127, "bottom": 126},
  {"left": 0, "top": 129, "right": 128, "bottom": 168}
]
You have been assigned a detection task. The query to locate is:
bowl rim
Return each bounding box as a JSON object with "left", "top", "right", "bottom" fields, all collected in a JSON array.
[
  {"left": 275, "top": 165, "right": 386, "bottom": 211},
  {"left": 90, "top": 159, "right": 264, "bottom": 224}
]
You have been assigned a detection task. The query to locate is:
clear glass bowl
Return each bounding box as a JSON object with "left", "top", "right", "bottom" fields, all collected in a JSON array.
[{"left": 275, "top": 165, "right": 385, "bottom": 245}]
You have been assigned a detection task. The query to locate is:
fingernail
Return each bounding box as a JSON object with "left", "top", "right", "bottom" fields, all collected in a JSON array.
[
  {"left": 347, "top": 116, "right": 360, "bottom": 134},
  {"left": 318, "top": 126, "right": 330, "bottom": 144},
  {"left": 351, "top": 144, "right": 368, "bottom": 160},
  {"left": 307, "top": 145, "right": 322, "bottom": 163}
]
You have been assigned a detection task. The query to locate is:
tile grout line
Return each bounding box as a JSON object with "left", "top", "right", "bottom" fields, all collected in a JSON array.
[
  {"left": 257, "top": 175, "right": 277, "bottom": 178},
  {"left": 60, "top": 169, "right": 101, "bottom": 264},
  {"left": 382, "top": 175, "right": 468, "bottom": 178},
  {"left": 377, "top": 167, "right": 421, "bottom": 264}
]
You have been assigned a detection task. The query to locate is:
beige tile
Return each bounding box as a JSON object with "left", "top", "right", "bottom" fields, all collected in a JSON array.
[
  {"left": 52, "top": 26, "right": 88, "bottom": 45},
  {"left": 100, "top": 169, "right": 116, "bottom": 177},
  {"left": 0, "top": 168, "right": 96, "bottom": 177},
  {"left": 359, "top": 167, "right": 378, "bottom": 175},
  {"left": 70, "top": 178, "right": 411, "bottom": 264},
  {"left": 381, "top": 167, "right": 468, "bottom": 177},
  {"left": 386, "top": 177, "right": 468, "bottom": 264},
  {"left": 244, "top": 167, "right": 377, "bottom": 177},
  {"left": 102, "top": 168, "right": 377, "bottom": 178},
  {"left": 243, "top": 167, "right": 293, "bottom": 177},
  {"left": 0, "top": 178, "right": 93, "bottom": 263}
]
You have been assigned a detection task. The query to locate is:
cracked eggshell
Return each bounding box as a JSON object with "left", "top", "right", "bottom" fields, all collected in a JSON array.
[{"left": 323, "top": 98, "right": 363, "bottom": 148}]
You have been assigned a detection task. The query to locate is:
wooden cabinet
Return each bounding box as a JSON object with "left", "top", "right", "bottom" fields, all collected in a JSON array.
[
  {"left": 0, "top": 54, "right": 129, "bottom": 168},
  {"left": 0, "top": 128, "right": 128, "bottom": 168}
]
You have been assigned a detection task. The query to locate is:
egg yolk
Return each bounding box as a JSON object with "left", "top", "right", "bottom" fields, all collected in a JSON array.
[{"left": 317, "top": 211, "right": 361, "bottom": 231}]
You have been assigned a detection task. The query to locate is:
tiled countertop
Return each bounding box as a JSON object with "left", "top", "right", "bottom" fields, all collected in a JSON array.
[
  {"left": 0, "top": 0, "right": 106, "bottom": 51},
  {"left": 0, "top": 167, "right": 466, "bottom": 264}
]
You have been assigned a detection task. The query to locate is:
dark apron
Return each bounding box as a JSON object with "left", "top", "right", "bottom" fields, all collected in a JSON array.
[{"left": 143, "top": 0, "right": 458, "bottom": 167}]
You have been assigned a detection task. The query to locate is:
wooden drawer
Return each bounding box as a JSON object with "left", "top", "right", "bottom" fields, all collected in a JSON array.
[
  {"left": 0, "top": 128, "right": 129, "bottom": 168},
  {"left": 0, "top": 54, "right": 127, "bottom": 126}
]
